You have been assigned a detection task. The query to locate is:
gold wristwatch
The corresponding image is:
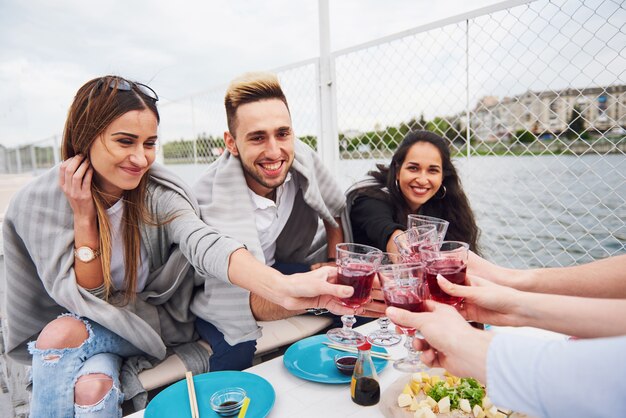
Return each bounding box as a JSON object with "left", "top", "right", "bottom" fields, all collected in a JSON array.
[{"left": 74, "top": 246, "right": 101, "bottom": 263}]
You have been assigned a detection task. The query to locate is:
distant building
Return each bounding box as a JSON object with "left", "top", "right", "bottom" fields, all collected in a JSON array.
[{"left": 472, "top": 84, "right": 626, "bottom": 141}]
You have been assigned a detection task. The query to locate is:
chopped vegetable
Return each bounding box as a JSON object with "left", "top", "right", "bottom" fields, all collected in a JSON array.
[{"left": 426, "top": 377, "right": 485, "bottom": 409}]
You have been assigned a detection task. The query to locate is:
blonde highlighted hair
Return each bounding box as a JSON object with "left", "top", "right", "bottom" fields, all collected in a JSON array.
[{"left": 224, "top": 72, "right": 289, "bottom": 135}]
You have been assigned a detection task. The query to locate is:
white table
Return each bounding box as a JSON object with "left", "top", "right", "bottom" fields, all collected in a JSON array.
[
  {"left": 126, "top": 322, "right": 567, "bottom": 418},
  {"left": 126, "top": 321, "right": 405, "bottom": 417}
]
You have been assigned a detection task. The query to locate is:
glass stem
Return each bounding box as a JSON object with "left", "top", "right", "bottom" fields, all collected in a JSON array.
[
  {"left": 404, "top": 331, "right": 420, "bottom": 362},
  {"left": 377, "top": 316, "right": 390, "bottom": 332},
  {"left": 341, "top": 314, "right": 357, "bottom": 335}
]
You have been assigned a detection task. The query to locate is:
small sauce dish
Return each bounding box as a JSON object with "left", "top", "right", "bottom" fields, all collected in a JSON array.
[
  {"left": 209, "top": 387, "right": 247, "bottom": 417},
  {"left": 334, "top": 354, "right": 357, "bottom": 376}
]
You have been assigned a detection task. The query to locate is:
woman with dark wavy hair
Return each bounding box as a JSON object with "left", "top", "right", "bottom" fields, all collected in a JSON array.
[{"left": 347, "top": 130, "right": 480, "bottom": 254}]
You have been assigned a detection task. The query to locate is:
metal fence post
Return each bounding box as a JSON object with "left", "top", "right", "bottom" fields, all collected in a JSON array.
[
  {"left": 317, "top": 0, "right": 339, "bottom": 176},
  {"left": 15, "top": 147, "right": 22, "bottom": 174},
  {"left": 52, "top": 136, "right": 60, "bottom": 165},
  {"left": 191, "top": 97, "right": 198, "bottom": 165},
  {"left": 30, "top": 144, "right": 37, "bottom": 172}
]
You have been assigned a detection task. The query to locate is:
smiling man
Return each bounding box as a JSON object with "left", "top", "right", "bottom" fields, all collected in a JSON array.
[{"left": 190, "top": 72, "right": 346, "bottom": 371}]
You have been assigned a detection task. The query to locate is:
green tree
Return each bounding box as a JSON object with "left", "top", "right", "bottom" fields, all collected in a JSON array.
[
  {"left": 566, "top": 105, "right": 587, "bottom": 140},
  {"left": 299, "top": 135, "right": 317, "bottom": 150},
  {"left": 514, "top": 129, "right": 535, "bottom": 143}
]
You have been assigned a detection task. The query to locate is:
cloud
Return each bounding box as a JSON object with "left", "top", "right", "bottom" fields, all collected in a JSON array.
[{"left": 0, "top": 0, "right": 507, "bottom": 146}]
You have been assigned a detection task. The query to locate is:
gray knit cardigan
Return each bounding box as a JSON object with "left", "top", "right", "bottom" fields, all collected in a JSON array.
[{"left": 2, "top": 163, "right": 243, "bottom": 404}]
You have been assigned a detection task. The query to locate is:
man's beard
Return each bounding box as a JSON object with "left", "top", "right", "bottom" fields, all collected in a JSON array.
[{"left": 239, "top": 156, "right": 290, "bottom": 191}]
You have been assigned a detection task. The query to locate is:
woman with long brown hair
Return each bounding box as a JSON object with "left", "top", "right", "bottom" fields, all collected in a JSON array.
[{"left": 3, "top": 75, "right": 353, "bottom": 416}]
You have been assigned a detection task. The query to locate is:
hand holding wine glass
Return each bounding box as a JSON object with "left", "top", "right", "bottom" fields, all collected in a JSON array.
[
  {"left": 326, "top": 243, "right": 383, "bottom": 346},
  {"left": 379, "top": 263, "right": 430, "bottom": 372},
  {"left": 385, "top": 301, "right": 492, "bottom": 382},
  {"left": 420, "top": 241, "right": 469, "bottom": 307}
]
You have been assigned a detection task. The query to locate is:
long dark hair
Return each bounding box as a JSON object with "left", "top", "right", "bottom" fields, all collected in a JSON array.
[
  {"left": 364, "top": 130, "right": 480, "bottom": 253},
  {"left": 62, "top": 75, "right": 160, "bottom": 301}
]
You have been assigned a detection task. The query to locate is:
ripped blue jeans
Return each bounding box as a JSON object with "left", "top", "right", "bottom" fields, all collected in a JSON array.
[{"left": 28, "top": 315, "right": 143, "bottom": 418}]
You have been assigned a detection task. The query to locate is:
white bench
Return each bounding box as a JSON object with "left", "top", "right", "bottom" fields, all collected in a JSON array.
[{"left": 137, "top": 315, "right": 333, "bottom": 391}]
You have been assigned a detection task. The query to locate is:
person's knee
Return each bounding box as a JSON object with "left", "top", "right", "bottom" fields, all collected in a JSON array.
[
  {"left": 74, "top": 373, "right": 113, "bottom": 406},
  {"left": 36, "top": 316, "right": 89, "bottom": 351}
]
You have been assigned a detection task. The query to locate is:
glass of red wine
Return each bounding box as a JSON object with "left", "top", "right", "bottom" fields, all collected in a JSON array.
[
  {"left": 326, "top": 243, "right": 383, "bottom": 346},
  {"left": 420, "top": 241, "right": 470, "bottom": 307},
  {"left": 366, "top": 252, "right": 405, "bottom": 347},
  {"left": 407, "top": 214, "right": 449, "bottom": 243},
  {"left": 393, "top": 225, "right": 438, "bottom": 263},
  {"left": 379, "top": 263, "right": 429, "bottom": 372}
]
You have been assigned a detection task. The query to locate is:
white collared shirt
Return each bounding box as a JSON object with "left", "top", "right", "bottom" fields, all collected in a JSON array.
[{"left": 247, "top": 172, "right": 298, "bottom": 265}]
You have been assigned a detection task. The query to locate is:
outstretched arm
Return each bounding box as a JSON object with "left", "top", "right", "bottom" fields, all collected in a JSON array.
[
  {"left": 227, "top": 250, "right": 355, "bottom": 312},
  {"left": 386, "top": 303, "right": 492, "bottom": 383},
  {"left": 439, "top": 274, "right": 626, "bottom": 338},
  {"left": 468, "top": 252, "right": 626, "bottom": 298}
]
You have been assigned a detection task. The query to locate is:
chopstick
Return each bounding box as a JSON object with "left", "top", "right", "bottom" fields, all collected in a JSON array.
[
  {"left": 238, "top": 397, "right": 250, "bottom": 418},
  {"left": 185, "top": 371, "right": 200, "bottom": 418},
  {"left": 322, "top": 342, "right": 394, "bottom": 360}
]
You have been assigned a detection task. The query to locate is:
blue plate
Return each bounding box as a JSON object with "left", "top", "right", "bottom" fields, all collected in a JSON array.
[
  {"left": 144, "top": 371, "right": 275, "bottom": 418},
  {"left": 283, "top": 334, "right": 388, "bottom": 384}
]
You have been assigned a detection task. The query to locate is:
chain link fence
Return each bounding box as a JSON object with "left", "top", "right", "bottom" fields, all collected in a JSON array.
[
  {"left": 1, "top": 0, "right": 624, "bottom": 268},
  {"left": 333, "top": 0, "right": 626, "bottom": 267}
]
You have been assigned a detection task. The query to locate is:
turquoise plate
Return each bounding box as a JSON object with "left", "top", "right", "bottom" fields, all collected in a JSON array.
[
  {"left": 144, "top": 371, "right": 275, "bottom": 418},
  {"left": 283, "top": 334, "right": 388, "bottom": 384}
]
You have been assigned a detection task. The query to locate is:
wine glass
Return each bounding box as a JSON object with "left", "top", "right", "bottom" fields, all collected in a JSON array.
[
  {"left": 420, "top": 241, "right": 469, "bottom": 307},
  {"left": 407, "top": 214, "right": 449, "bottom": 243},
  {"left": 379, "top": 263, "right": 429, "bottom": 372},
  {"left": 393, "top": 225, "right": 438, "bottom": 263},
  {"left": 326, "top": 243, "right": 383, "bottom": 346},
  {"left": 366, "top": 252, "right": 404, "bottom": 347}
]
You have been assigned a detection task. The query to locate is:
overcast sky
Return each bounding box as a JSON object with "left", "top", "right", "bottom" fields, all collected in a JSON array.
[{"left": 0, "top": 0, "right": 514, "bottom": 147}]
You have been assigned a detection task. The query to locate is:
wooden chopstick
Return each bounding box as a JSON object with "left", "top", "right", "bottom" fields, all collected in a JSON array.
[
  {"left": 185, "top": 371, "right": 200, "bottom": 418},
  {"left": 322, "top": 342, "right": 393, "bottom": 360}
]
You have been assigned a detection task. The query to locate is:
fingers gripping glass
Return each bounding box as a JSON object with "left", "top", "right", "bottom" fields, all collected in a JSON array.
[
  {"left": 93, "top": 77, "right": 159, "bottom": 102},
  {"left": 379, "top": 263, "right": 429, "bottom": 373},
  {"left": 326, "top": 243, "right": 383, "bottom": 346}
]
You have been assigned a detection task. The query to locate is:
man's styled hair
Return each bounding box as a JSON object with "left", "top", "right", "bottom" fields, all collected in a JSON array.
[{"left": 224, "top": 72, "right": 289, "bottom": 135}]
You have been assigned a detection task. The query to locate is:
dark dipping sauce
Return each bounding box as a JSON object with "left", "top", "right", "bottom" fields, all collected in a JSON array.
[
  {"left": 335, "top": 356, "right": 357, "bottom": 375},
  {"left": 219, "top": 401, "right": 239, "bottom": 407}
]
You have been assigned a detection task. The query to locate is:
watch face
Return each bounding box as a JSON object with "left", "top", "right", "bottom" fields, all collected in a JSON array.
[{"left": 77, "top": 247, "right": 94, "bottom": 262}]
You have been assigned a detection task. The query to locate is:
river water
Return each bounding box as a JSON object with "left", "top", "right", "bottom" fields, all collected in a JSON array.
[{"left": 167, "top": 154, "right": 626, "bottom": 269}]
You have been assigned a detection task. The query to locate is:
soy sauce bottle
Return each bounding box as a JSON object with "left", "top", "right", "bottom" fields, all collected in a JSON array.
[{"left": 350, "top": 341, "right": 380, "bottom": 406}]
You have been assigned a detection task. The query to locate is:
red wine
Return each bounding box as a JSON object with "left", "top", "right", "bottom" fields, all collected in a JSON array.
[
  {"left": 425, "top": 259, "right": 467, "bottom": 305},
  {"left": 337, "top": 263, "right": 376, "bottom": 308},
  {"left": 384, "top": 289, "right": 426, "bottom": 313},
  {"left": 351, "top": 377, "right": 380, "bottom": 406}
]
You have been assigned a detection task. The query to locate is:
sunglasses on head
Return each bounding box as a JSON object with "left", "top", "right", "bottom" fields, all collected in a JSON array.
[{"left": 94, "top": 77, "right": 159, "bottom": 102}]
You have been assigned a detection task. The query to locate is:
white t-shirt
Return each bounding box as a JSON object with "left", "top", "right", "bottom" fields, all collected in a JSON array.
[
  {"left": 247, "top": 172, "right": 298, "bottom": 265},
  {"left": 106, "top": 199, "right": 149, "bottom": 292}
]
